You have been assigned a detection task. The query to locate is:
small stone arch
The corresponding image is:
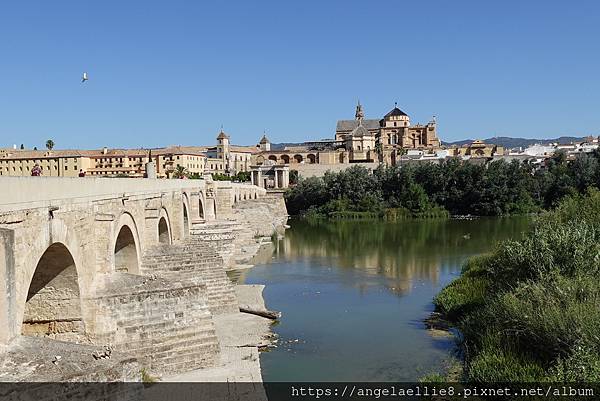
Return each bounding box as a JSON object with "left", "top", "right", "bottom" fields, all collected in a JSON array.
[
  {"left": 198, "top": 195, "right": 205, "bottom": 219},
  {"left": 281, "top": 155, "right": 290, "bottom": 164},
  {"left": 113, "top": 212, "right": 141, "bottom": 275},
  {"left": 293, "top": 154, "right": 303, "bottom": 163},
  {"left": 158, "top": 219, "right": 170, "bottom": 245},
  {"left": 268, "top": 155, "right": 277, "bottom": 162},
  {"left": 256, "top": 155, "right": 265, "bottom": 165},
  {"left": 158, "top": 207, "right": 172, "bottom": 245},
  {"left": 254, "top": 192, "right": 258, "bottom": 199},
  {"left": 307, "top": 154, "right": 316, "bottom": 164},
  {"left": 182, "top": 192, "right": 191, "bottom": 237},
  {"left": 22, "top": 242, "right": 84, "bottom": 341}
]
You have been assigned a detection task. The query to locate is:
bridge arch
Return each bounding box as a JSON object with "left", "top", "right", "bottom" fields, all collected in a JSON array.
[
  {"left": 158, "top": 207, "right": 171, "bottom": 244},
  {"left": 198, "top": 193, "right": 205, "bottom": 219},
  {"left": 182, "top": 192, "right": 191, "bottom": 237},
  {"left": 113, "top": 212, "right": 141, "bottom": 275},
  {"left": 22, "top": 242, "right": 84, "bottom": 341}
]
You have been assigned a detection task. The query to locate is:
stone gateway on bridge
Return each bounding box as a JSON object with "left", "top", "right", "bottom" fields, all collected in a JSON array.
[{"left": 0, "top": 176, "right": 287, "bottom": 382}]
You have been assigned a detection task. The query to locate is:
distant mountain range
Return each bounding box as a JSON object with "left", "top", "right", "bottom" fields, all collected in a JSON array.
[
  {"left": 271, "top": 136, "right": 590, "bottom": 151},
  {"left": 442, "top": 136, "right": 588, "bottom": 149}
]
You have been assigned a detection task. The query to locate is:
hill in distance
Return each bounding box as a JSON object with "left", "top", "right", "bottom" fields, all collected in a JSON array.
[
  {"left": 442, "top": 136, "right": 588, "bottom": 148},
  {"left": 271, "top": 136, "right": 590, "bottom": 151}
]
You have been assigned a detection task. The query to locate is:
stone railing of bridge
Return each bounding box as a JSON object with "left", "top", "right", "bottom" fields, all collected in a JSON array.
[{"left": 0, "top": 176, "right": 269, "bottom": 376}]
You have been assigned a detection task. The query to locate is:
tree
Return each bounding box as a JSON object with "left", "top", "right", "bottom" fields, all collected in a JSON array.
[
  {"left": 570, "top": 153, "right": 599, "bottom": 192},
  {"left": 45, "top": 139, "right": 54, "bottom": 150},
  {"left": 374, "top": 142, "right": 383, "bottom": 163},
  {"left": 172, "top": 165, "right": 188, "bottom": 179},
  {"left": 397, "top": 147, "right": 407, "bottom": 166}
]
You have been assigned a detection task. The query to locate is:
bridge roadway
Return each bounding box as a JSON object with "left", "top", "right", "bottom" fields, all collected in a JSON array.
[{"left": 0, "top": 176, "right": 270, "bottom": 377}]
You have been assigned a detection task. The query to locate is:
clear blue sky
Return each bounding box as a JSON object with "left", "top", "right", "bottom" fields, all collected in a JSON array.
[{"left": 1, "top": 0, "right": 599, "bottom": 149}]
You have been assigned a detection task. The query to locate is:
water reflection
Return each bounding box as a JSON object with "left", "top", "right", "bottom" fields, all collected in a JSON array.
[
  {"left": 241, "top": 217, "right": 530, "bottom": 381},
  {"left": 273, "top": 217, "right": 529, "bottom": 295}
]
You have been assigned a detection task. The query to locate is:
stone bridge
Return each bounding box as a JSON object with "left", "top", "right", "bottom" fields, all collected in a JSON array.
[{"left": 0, "top": 177, "right": 285, "bottom": 379}]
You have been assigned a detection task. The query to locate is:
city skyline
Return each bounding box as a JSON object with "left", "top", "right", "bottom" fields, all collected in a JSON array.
[{"left": 1, "top": 0, "right": 599, "bottom": 149}]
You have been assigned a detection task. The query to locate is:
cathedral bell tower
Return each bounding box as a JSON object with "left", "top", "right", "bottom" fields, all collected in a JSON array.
[
  {"left": 355, "top": 100, "right": 364, "bottom": 123},
  {"left": 216, "top": 129, "right": 230, "bottom": 167}
]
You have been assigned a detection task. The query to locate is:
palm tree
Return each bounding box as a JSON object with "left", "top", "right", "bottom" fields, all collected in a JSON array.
[
  {"left": 45, "top": 139, "right": 55, "bottom": 150},
  {"left": 374, "top": 142, "right": 383, "bottom": 164},
  {"left": 398, "top": 146, "right": 407, "bottom": 167},
  {"left": 172, "top": 165, "right": 188, "bottom": 179}
]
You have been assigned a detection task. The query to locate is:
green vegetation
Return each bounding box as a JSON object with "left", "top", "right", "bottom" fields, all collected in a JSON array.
[
  {"left": 172, "top": 169, "right": 250, "bottom": 181},
  {"left": 212, "top": 171, "right": 251, "bottom": 182},
  {"left": 140, "top": 368, "right": 157, "bottom": 386},
  {"left": 172, "top": 165, "right": 188, "bottom": 178},
  {"left": 289, "top": 169, "right": 299, "bottom": 185},
  {"left": 285, "top": 150, "right": 600, "bottom": 219},
  {"left": 434, "top": 189, "right": 600, "bottom": 382}
]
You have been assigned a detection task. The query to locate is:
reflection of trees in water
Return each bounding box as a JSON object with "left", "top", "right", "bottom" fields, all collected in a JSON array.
[{"left": 277, "top": 218, "right": 530, "bottom": 294}]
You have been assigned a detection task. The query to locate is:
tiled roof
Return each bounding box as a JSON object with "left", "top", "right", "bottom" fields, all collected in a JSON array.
[
  {"left": 0, "top": 146, "right": 208, "bottom": 160},
  {"left": 336, "top": 119, "right": 380, "bottom": 131},
  {"left": 350, "top": 124, "right": 371, "bottom": 137},
  {"left": 384, "top": 107, "right": 408, "bottom": 118}
]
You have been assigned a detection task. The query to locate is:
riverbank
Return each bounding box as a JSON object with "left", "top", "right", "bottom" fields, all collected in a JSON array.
[{"left": 433, "top": 189, "right": 600, "bottom": 382}]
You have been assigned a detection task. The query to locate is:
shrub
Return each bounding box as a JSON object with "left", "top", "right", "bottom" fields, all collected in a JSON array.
[
  {"left": 436, "top": 191, "right": 600, "bottom": 382},
  {"left": 467, "top": 348, "right": 546, "bottom": 382},
  {"left": 434, "top": 255, "right": 491, "bottom": 320}
]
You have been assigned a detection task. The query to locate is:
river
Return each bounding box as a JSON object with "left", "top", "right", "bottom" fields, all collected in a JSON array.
[{"left": 237, "top": 217, "right": 530, "bottom": 381}]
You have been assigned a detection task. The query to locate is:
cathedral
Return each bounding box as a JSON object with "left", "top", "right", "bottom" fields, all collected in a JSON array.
[
  {"left": 248, "top": 101, "right": 442, "bottom": 183},
  {"left": 335, "top": 102, "right": 440, "bottom": 164}
]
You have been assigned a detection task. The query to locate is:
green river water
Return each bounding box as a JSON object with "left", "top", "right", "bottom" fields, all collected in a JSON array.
[{"left": 238, "top": 217, "right": 530, "bottom": 381}]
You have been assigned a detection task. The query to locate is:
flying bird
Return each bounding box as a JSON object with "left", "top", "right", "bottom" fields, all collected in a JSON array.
[{"left": 81, "top": 72, "right": 88, "bottom": 83}]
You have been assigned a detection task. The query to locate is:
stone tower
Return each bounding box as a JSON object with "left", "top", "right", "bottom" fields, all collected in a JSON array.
[
  {"left": 259, "top": 133, "right": 271, "bottom": 152},
  {"left": 216, "top": 129, "right": 231, "bottom": 173},
  {"left": 216, "top": 130, "right": 230, "bottom": 162},
  {"left": 355, "top": 100, "right": 364, "bottom": 123}
]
